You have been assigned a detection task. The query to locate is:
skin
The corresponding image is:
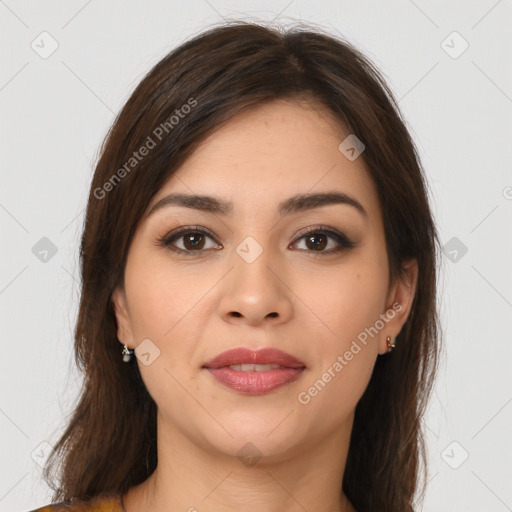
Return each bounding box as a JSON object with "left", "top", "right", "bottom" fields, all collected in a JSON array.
[{"left": 112, "top": 98, "right": 418, "bottom": 512}]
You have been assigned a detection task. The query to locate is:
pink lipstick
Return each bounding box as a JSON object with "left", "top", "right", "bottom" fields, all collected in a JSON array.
[{"left": 202, "top": 347, "right": 306, "bottom": 395}]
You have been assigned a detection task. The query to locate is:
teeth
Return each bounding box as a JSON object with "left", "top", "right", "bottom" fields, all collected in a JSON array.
[{"left": 228, "top": 363, "right": 282, "bottom": 372}]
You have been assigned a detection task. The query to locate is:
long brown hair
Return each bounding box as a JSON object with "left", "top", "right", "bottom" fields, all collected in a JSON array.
[{"left": 43, "top": 20, "right": 442, "bottom": 511}]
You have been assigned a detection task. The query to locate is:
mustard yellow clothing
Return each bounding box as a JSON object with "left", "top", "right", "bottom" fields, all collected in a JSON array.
[{"left": 28, "top": 492, "right": 124, "bottom": 512}]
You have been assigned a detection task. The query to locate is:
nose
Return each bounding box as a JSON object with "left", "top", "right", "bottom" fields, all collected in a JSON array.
[{"left": 218, "top": 247, "right": 293, "bottom": 327}]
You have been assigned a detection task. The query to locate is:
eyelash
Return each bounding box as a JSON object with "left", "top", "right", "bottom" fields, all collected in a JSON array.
[{"left": 157, "top": 225, "right": 356, "bottom": 256}]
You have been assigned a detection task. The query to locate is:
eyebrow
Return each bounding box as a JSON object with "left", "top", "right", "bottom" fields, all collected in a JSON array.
[{"left": 145, "top": 191, "right": 367, "bottom": 219}]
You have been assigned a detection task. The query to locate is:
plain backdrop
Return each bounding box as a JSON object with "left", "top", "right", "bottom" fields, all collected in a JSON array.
[{"left": 1, "top": 1, "right": 511, "bottom": 511}]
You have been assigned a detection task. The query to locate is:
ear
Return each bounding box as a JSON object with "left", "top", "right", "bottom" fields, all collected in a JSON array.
[
  {"left": 379, "top": 258, "right": 418, "bottom": 355},
  {"left": 111, "top": 286, "right": 135, "bottom": 348}
]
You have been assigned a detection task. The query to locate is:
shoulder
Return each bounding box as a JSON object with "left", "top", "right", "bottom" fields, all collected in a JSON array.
[{"left": 27, "top": 492, "right": 124, "bottom": 512}]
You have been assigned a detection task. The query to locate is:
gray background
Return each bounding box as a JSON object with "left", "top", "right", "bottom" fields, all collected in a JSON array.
[{"left": 1, "top": 1, "right": 511, "bottom": 511}]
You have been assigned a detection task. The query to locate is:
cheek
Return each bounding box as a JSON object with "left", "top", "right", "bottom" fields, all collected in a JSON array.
[
  {"left": 123, "top": 252, "right": 207, "bottom": 400},
  {"left": 293, "top": 255, "right": 387, "bottom": 401},
  {"left": 124, "top": 248, "right": 209, "bottom": 340},
  {"left": 295, "top": 273, "right": 383, "bottom": 420},
  {"left": 294, "top": 256, "right": 388, "bottom": 343}
]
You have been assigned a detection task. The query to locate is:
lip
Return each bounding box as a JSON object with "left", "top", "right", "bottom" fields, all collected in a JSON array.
[
  {"left": 202, "top": 347, "right": 306, "bottom": 395},
  {"left": 202, "top": 347, "right": 306, "bottom": 369},
  {"left": 205, "top": 367, "right": 305, "bottom": 395}
]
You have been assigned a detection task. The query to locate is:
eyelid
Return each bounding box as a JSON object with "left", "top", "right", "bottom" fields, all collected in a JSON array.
[
  {"left": 158, "top": 224, "right": 356, "bottom": 254},
  {"left": 158, "top": 225, "right": 221, "bottom": 250},
  {"left": 293, "top": 225, "right": 351, "bottom": 243},
  {"left": 290, "top": 225, "right": 356, "bottom": 251}
]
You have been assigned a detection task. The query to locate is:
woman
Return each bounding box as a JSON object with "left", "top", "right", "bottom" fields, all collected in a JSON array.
[{"left": 30, "top": 20, "right": 441, "bottom": 512}]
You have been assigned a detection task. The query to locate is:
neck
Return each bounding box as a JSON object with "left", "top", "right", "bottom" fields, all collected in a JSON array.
[{"left": 123, "top": 411, "right": 357, "bottom": 512}]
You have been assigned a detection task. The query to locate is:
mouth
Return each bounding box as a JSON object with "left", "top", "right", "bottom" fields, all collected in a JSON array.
[
  {"left": 202, "top": 347, "right": 306, "bottom": 395},
  {"left": 221, "top": 363, "right": 288, "bottom": 371},
  {"left": 202, "top": 347, "right": 306, "bottom": 369}
]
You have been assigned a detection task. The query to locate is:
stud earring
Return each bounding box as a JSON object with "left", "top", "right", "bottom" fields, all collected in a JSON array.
[
  {"left": 386, "top": 336, "right": 396, "bottom": 353},
  {"left": 122, "top": 345, "right": 134, "bottom": 362}
]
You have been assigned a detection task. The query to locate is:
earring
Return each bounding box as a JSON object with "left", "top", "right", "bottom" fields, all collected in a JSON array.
[
  {"left": 122, "top": 344, "right": 134, "bottom": 362},
  {"left": 386, "top": 335, "right": 396, "bottom": 353}
]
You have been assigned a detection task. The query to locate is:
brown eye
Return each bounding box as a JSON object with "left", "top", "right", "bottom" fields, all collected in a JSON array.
[
  {"left": 182, "top": 232, "right": 206, "bottom": 250},
  {"left": 304, "top": 233, "right": 328, "bottom": 251},
  {"left": 160, "top": 227, "right": 220, "bottom": 254},
  {"left": 291, "top": 226, "right": 356, "bottom": 254},
  {"left": 159, "top": 225, "right": 356, "bottom": 256}
]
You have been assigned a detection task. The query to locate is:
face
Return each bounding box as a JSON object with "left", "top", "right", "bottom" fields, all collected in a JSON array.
[{"left": 112, "top": 98, "right": 417, "bottom": 461}]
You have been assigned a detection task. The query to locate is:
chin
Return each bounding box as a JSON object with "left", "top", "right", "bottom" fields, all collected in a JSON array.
[{"left": 196, "top": 417, "right": 302, "bottom": 463}]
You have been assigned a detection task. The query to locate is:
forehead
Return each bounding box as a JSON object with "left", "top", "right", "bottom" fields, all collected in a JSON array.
[{"left": 149, "top": 98, "right": 382, "bottom": 224}]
